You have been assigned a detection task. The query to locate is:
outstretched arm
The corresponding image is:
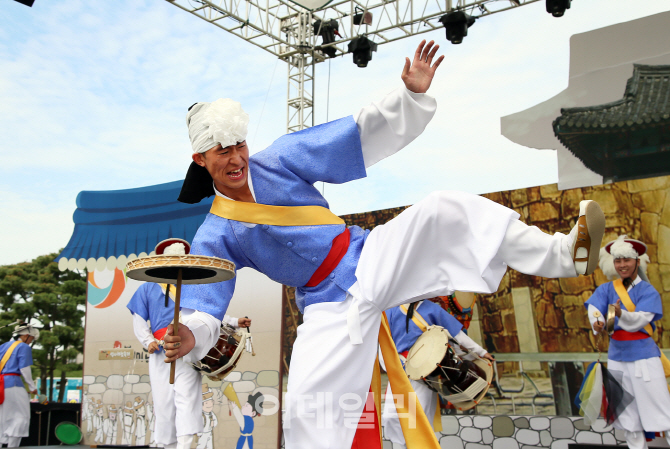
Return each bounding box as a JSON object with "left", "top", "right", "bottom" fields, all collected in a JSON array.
[
  {"left": 355, "top": 40, "right": 444, "bottom": 168},
  {"left": 401, "top": 40, "right": 444, "bottom": 94}
]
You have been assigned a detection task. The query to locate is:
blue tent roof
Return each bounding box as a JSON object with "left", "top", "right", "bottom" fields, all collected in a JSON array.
[{"left": 58, "top": 181, "right": 213, "bottom": 264}]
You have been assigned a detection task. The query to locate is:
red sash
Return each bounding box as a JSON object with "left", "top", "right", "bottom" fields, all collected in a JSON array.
[
  {"left": 0, "top": 373, "right": 20, "bottom": 405},
  {"left": 304, "top": 228, "right": 350, "bottom": 287},
  {"left": 611, "top": 330, "right": 650, "bottom": 341},
  {"left": 153, "top": 327, "right": 168, "bottom": 341}
]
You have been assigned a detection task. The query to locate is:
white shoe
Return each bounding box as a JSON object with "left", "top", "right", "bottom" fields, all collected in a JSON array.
[{"left": 571, "top": 200, "right": 605, "bottom": 275}]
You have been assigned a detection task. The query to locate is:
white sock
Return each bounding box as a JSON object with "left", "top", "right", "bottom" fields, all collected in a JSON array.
[
  {"left": 6, "top": 437, "right": 22, "bottom": 448},
  {"left": 176, "top": 434, "right": 194, "bottom": 449},
  {"left": 624, "top": 430, "right": 647, "bottom": 449}
]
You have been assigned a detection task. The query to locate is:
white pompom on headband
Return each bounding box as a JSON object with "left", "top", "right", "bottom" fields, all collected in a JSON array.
[{"left": 186, "top": 99, "right": 249, "bottom": 154}]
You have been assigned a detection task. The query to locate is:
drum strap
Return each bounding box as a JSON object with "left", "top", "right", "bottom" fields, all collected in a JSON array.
[
  {"left": 377, "top": 313, "right": 440, "bottom": 448},
  {"left": 0, "top": 340, "right": 22, "bottom": 405},
  {"left": 209, "top": 195, "right": 344, "bottom": 226},
  {"left": 399, "top": 304, "right": 429, "bottom": 332},
  {"left": 613, "top": 279, "right": 670, "bottom": 379}
]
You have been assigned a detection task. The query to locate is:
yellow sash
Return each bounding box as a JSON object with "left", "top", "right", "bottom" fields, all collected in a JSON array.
[
  {"left": 612, "top": 279, "right": 670, "bottom": 378},
  {"left": 0, "top": 341, "right": 21, "bottom": 373},
  {"left": 397, "top": 305, "right": 443, "bottom": 432},
  {"left": 379, "top": 313, "right": 439, "bottom": 448},
  {"left": 209, "top": 196, "right": 344, "bottom": 227}
]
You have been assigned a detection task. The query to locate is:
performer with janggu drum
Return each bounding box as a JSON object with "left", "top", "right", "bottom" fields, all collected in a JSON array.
[
  {"left": 585, "top": 235, "right": 670, "bottom": 449},
  {"left": 0, "top": 323, "right": 38, "bottom": 448},
  {"left": 127, "top": 239, "right": 250, "bottom": 449},
  {"left": 163, "top": 40, "right": 607, "bottom": 448},
  {"left": 382, "top": 300, "right": 494, "bottom": 447}
]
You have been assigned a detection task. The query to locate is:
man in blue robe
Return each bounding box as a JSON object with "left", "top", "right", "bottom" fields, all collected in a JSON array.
[
  {"left": 0, "top": 323, "right": 38, "bottom": 448},
  {"left": 586, "top": 236, "right": 670, "bottom": 449},
  {"left": 163, "top": 40, "right": 606, "bottom": 448},
  {"left": 128, "top": 282, "right": 249, "bottom": 449}
]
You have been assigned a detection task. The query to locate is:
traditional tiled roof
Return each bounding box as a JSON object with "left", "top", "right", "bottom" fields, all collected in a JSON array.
[{"left": 554, "top": 64, "right": 670, "bottom": 131}]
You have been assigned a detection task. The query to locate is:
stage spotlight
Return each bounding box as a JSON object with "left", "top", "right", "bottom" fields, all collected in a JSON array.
[
  {"left": 313, "top": 19, "right": 340, "bottom": 58},
  {"left": 353, "top": 8, "right": 373, "bottom": 26},
  {"left": 348, "top": 36, "right": 377, "bottom": 68},
  {"left": 438, "top": 11, "right": 476, "bottom": 45},
  {"left": 546, "top": 0, "right": 570, "bottom": 17}
]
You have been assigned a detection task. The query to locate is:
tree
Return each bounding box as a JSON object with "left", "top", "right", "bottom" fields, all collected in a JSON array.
[{"left": 0, "top": 252, "right": 86, "bottom": 402}]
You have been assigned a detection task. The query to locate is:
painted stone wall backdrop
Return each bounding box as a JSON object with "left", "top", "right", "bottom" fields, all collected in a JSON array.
[
  {"left": 382, "top": 415, "right": 670, "bottom": 449},
  {"left": 479, "top": 175, "right": 670, "bottom": 354}
]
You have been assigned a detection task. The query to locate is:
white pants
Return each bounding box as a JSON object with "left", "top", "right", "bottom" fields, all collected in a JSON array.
[
  {"left": 283, "top": 191, "right": 577, "bottom": 449},
  {"left": 149, "top": 352, "right": 203, "bottom": 445},
  {"left": 382, "top": 380, "right": 438, "bottom": 447},
  {"left": 0, "top": 386, "right": 30, "bottom": 443},
  {"left": 608, "top": 358, "right": 670, "bottom": 433}
]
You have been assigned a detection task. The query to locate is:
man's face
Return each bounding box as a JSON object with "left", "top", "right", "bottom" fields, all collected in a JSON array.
[
  {"left": 202, "top": 398, "right": 214, "bottom": 413},
  {"left": 192, "top": 141, "right": 249, "bottom": 197},
  {"left": 614, "top": 257, "right": 638, "bottom": 280}
]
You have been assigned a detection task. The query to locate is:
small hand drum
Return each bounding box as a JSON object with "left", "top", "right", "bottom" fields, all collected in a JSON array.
[
  {"left": 125, "top": 254, "right": 235, "bottom": 285},
  {"left": 405, "top": 325, "right": 493, "bottom": 410},
  {"left": 192, "top": 324, "right": 251, "bottom": 381}
]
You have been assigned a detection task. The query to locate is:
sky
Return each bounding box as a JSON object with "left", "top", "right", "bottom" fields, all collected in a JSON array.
[{"left": 1, "top": 0, "right": 669, "bottom": 266}]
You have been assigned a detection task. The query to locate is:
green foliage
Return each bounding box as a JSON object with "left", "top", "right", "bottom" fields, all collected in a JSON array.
[{"left": 0, "top": 252, "right": 86, "bottom": 402}]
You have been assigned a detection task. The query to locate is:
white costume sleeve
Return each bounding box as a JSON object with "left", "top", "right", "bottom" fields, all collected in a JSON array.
[
  {"left": 181, "top": 309, "right": 221, "bottom": 363},
  {"left": 20, "top": 366, "right": 36, "bottom": 391},
  {"left": 231, "top": 404, "right": 244, "bottom": 428},
  {"left": 222, "top": 315, "right": 239, "bottom": 328},
  {"left": 132, "top": 314, "right": 155, "bottom": 349},
  {"left": 617, "top": 310, "right": 655, "bottom": 332},
  {"left": 454, "top": 331, "right": 488, "bottom": 357},
  {"left": 354, "top": 87, "right": 437, "bottom": 169}
]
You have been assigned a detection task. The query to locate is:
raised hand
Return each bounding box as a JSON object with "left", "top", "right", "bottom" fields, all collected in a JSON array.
[{"left": 401, "top": 39, "right": 445, "bottom": 94}]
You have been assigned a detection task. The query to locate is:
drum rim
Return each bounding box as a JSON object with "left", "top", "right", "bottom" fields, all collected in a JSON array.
[
  {"left": 54, "top": 421, "right": 83, "bottom": 445},
  {"left": 195, "top": 329, "right": 250, "bottom": 380},
  {"left": 405, "top": 325, "right": 450, "bottom": 380}
]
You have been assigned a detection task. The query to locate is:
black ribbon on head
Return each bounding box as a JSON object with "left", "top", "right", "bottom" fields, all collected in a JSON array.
[
  {"left": 405, "top": 302, "right": 417, "bottom": 333},
  {"left": 178, "top": 161, "right": 215, "bottom": 204}
]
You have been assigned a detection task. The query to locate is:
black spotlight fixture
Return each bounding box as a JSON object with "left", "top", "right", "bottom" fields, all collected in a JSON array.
[
  {"left": 313, "top": 19, "right": 340, "bottom": 58},
  {"left": 546, "top": 0, "right": 570, "bottom": 17},
  {"left": 353, "top": 7, "right": 373, "bottom": 26},
  {"left": 348, "top": 36, "right": 377, "bottom": 68},
  {"left": 438, "top": 11, "right": 476, "bottom": 45}
]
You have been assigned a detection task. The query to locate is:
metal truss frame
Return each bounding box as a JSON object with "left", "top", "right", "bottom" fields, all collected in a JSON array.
[{"left": 167, "top": 0, "right": 538, "bottom": 131}]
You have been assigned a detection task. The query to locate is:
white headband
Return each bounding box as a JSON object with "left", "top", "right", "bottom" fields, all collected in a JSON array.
[
  {"left": 186, "top": 99, "right": 249, "bottom": 154},
  {"left": 15, "top": 323, "right": 39, "bottom": 339}
]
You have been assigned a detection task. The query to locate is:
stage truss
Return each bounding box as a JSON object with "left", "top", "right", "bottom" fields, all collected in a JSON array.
[{"left": 167, "top": 0, "right": 539, "bottom": 131}]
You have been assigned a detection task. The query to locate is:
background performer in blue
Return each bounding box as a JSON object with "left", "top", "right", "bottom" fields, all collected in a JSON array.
[{"left": 0, "top": 323, "right": 38, "bottom": 448}]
